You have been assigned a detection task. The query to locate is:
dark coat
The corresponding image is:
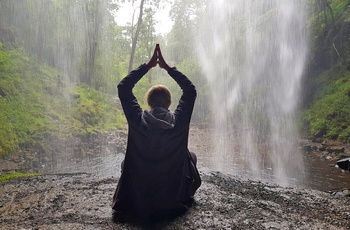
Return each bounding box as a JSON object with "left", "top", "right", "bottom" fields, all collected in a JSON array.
[{"left": 112, "top": 64, "right": 201, "bottom": 221}]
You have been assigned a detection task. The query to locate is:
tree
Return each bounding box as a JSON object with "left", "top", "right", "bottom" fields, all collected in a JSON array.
[
  {"left": 128, "top": 0, "right": 146, "bottom": 73},
  {"left": 167, "top": 0, "right": 207, "bottom": 63},
  {"left": 81, "top": 0, "right": 105, "bottom": 85}
]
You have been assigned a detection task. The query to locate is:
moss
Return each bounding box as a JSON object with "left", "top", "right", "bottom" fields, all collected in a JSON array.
[
  {"left": 0, "top": 172, "right": 40, "bottom": 183},
  {"left": 303, "top": 68, "right": 350, "bottom": 142},
  {"left": 72, "top": 85, "right": 125, "bottom": 132}
]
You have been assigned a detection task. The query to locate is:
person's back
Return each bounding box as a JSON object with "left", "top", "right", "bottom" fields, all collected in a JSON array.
[{"left": 112, "top": 45, "right": 201, "bottom": 222}]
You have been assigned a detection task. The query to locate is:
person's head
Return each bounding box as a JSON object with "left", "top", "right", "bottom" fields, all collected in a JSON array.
[{"left": 146, "top": 85, "right": 171, "bottom": 109}]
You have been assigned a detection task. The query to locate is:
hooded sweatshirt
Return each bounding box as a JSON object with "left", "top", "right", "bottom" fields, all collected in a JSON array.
[
  {"left": 112, "top": 64, "right": 201, "bottom": 222},
  {"left": 141, "top": 107, "right": 175, "bottom": 130}
]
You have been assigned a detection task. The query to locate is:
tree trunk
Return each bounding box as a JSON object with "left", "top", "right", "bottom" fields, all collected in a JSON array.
[
  {"left": 83, "top": 0, "right": 102, "bottom": 86},
  {"left": 128, "top": 0, "right": 145, "bottom": 73}
]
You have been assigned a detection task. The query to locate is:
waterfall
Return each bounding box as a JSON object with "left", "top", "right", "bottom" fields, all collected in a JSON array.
[{"left": 196, "top": 0, "right": 308, "bottom": 186}]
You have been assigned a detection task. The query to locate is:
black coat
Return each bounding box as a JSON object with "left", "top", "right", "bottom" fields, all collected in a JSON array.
[{"left": 112, "top": 64, "right": 201, "bottom": 221}]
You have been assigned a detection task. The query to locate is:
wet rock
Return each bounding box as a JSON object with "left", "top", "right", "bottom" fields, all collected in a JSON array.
[
  {"left": 300, "top": 144, "right": 312, "bottom": 152},
  {"left": 336, "top": 157, "right": 350, "bottom": 171},
  {"left": 2, "top": 172, "right": 349, "bottom": 229},
  {"left": 313, "top": 130, "right": 325, "bottom": 138},
  {"left": 346, "top": 61, "right": 350, "bottom": 71},
  {"left": 0, "top": 88, "right": 6, "bottom": 97},
  {"left": 319, "top": 146, "right": 326, "bottom": 151},
  {"left": 326, "top": 146, "right": 345, "bottom": 154}
]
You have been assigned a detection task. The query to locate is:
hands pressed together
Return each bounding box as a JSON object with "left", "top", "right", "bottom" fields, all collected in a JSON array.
[{"left": 146, "top": 44, "right": 171, "bottom": 71}]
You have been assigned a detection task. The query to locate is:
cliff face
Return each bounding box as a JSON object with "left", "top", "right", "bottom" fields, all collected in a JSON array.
[{"left": 301, "top": 2, "right": 350, "bottom": 142}]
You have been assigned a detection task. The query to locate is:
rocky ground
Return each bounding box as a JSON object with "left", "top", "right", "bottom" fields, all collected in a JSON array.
[
  {"left": 1, "top": 171, "right": 349, "bottom": 230},
  {"left": 1, "top": 128, "right": 350, "bottom": 229},
  {"left": 299, "top": 136, "right": 350, "bottom": 161}
]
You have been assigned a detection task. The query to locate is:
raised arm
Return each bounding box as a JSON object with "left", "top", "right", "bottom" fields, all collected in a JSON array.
[
  {"left": 168, "top": 68, "right": 197, "bottom": 125},
  {"left": 118, "top": 46, "right": 158, "bottom": 124},
  {"left": 158, "top": 45, "right": 197, "bottom": 125}
]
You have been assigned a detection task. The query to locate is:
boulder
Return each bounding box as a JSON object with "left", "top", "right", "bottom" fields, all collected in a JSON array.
[
  {"left": 0, "top": 88, "right": 6, "bottom": 97},
  {"left": 336, "top": 157, "right": 350, "bottom": 171},
  {"left": 326, "top": 146, "right": 345, "bottom": 154}
]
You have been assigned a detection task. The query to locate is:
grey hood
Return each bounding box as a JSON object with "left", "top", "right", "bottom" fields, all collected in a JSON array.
[{"left": 141, "top": 107, "right": 175, "bottom": 130}]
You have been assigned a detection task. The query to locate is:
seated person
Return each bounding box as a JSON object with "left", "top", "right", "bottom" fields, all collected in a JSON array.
[{"left": 112, "top": 44, "right": 201, "bottom": 222}]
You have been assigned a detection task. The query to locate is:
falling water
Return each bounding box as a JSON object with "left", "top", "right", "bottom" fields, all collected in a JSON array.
[{"left": 196, "top": 0, "right": 308, "bottom": 186}]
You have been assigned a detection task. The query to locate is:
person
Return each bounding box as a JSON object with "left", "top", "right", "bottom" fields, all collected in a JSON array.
[{"left": 112, "top": 44, "right": 201, "bottom": 222}]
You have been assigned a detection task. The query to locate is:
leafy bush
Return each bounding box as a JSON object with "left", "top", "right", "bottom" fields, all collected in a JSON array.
[{"left": 304, "top": 70, "right": 350, "bottom": 141}]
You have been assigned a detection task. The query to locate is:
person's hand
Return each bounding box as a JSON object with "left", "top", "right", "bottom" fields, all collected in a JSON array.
[
  {"left": 157, "top": 44, "right": 171, "bottom": 71},
  {"left": 146, "top": 45, "right": 158, "bottom": 70}
]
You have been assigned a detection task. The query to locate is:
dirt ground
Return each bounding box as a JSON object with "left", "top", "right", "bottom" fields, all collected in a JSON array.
[{"left": 1, "top": 171, "right": 349, "bottom": 230}]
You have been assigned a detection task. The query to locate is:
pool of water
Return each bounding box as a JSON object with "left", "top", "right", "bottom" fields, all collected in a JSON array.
[
  {"left": 189, "top": 128, "right": 350, "bottom": 191},
  {"left": 302, "top": 153, "right": 350, "bottom": 191},
  {"left": 17, "top": 128, "right": 350, "bottom": 192},
  {"left": 197, "top": 150, "right": 350, "bottom": 191}
]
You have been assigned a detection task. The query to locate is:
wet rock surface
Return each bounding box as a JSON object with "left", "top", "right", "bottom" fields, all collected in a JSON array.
[
  {"left": 1, "top": 172, "right": 349, "bottom": 230},
  {"left": 299, "top": 138, "right": 350, "bottom": 161}
]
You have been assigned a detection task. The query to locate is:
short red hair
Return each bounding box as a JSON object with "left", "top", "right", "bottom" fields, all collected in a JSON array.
[{"left": 146, "top": 85, "right": 171, "bottom": 109}]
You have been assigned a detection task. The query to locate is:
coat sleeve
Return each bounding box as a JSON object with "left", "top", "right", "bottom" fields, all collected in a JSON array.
[
  {"left": 168, "top": 67, "right": 197, "bottom": 126},
  {"left": 117, "top": 64, "right": 149, "bottom": 125}
]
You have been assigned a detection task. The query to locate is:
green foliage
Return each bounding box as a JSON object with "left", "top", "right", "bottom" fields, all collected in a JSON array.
[
  {"left": 0, "top": 46, "right": 44, "bottom": 156},
  {"left": 303, "top": 68, "right": 350, "bottom": 141},
  {"left": 331, "top": 0, "right": 350, "bottom": 20},
  {"left": 308, "top": 0, "right": 350, "bottom": 49},
  {"left": 72, "top": 85, "right": 125, "bottom": 133},
  {"left": 0, "top": 43, "right": 125, "bottom": 158},
  {"left": 0, "top": 0, "right": 126, "bottom": 93},
  {"left": 302, "top": 0, "right": 350, "bottom": 142},
  {"left": 0, "top": 172, "right": 40, "bottom": 183}
]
